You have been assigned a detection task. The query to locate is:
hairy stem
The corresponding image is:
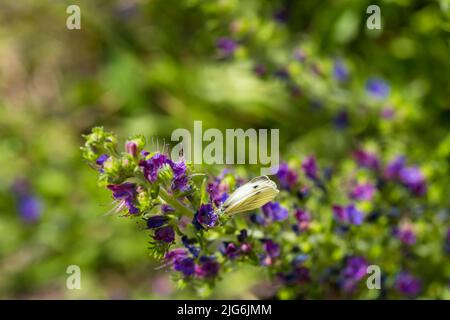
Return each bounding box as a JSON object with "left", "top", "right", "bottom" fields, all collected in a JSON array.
[{"left": 158, "top": 187, "right": 194, "bottom": 217}]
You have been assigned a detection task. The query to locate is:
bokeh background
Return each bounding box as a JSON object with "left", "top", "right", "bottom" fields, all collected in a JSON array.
[{"left": 0, "top": 0, "right": 449, "bottom": 299}]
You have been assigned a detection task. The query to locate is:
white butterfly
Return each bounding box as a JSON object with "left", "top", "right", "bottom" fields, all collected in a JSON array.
[{"left": 219, "top": 175, "right": 279, "bottom": 216}]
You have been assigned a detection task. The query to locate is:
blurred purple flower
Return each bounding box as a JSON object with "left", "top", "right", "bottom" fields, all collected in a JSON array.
[
  {"left": 277, "top": 162, "right": 298, "bottom": 190},
  {"left": 384, "top": 156, "right": 406, "bottom": 180},
  {"left": 350, "top": 183, "right": 376, "bottom": 201},
  {"left": 395, "top": 272, "right": 422, "bottom": 297},
  {"left": 395, "top": 223, "right": 416, "bottom": 245},
  {"left": 302, "top": 156, "right": 318, "bottom": 180},
  {"left": 262, "top": 202, "right": 288, "bottom": 222},
  {"left": 333, "top": 59, "right": 349, "bottom": 82},
  {"left": 294, "top": 209, "right": 311, "bottom": 231},
  {"left": 366, "top": 78, "right": 390, "bottom": 99},
  {"left": 353, "top": 149, "right": 380, "bottom": 170},
  {"left": 263, "top": 239, "right": 280, "bottom": 259},
  {"left": 399, "top": 166, "right": 427, "bottom": 196},
  {"left": 333, "top": 204, "right": 364, "bottom": 225},
  {"left": 216, "top": 37, "right": 237, "bottom": 57},
  {"left": 18, "top": 196, "right": 42, "bottom": 223}
]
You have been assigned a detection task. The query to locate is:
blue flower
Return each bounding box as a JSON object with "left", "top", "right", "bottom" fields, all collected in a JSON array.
[
  {"left": 196, "top": 256, "right": 220, "bottom": 278},
  {"left": 366, "top": 78, "right": 390, "bottom": 99},
  {"left": 333, "top": 204, "right": 364, "bottom": 225},
  {"left": 262, "top": 202, "right": 288, "bottom": 222},
  {"left": 139, "top": 152, "right": 169, "bottom": 182},
  {"left": 107, "top": 183, "right": 139, "bottom": 214},
  {"left": 18, "top": 196, "right": 42, "bottom": 223},
  {"left": 181, "top": 236, "right": 200, "bottom": 258},
  {"left": 154, "top": 226, "right": 175, "bottom": 243},
  {"left": 333, "top": 59, "right": 349, "bottom": 82},
  {"left": 146, "top": 215, "right": 169, "bottom": 229},
  {"left": 384, "top": 156, "right": 406, "bottom": 180},
  {"left": 96, "top": 154, "right": 109, "bottom": 166},
  {"left": 195, "top": 203, "right": 218, "bottom": 228},
  {"left": 174, "top": 257, "right": 195, "bottom": 276}
]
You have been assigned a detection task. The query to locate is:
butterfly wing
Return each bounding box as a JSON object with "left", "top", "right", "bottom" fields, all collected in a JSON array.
[{"left": 222, "top": 176, "right": 279, "bottom": 215}]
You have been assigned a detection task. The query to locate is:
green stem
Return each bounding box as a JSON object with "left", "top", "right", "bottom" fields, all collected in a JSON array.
[{"left": 158, "top": 187, "right": 194, "bottom": 217}]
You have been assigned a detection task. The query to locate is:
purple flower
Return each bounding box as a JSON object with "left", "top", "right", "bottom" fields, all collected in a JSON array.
[
  {"left": 277, "top": 162, "right": 298, "bottom": 190},
  {"left": 154, "top": 226, "right": 175, "bottom": 243},
  {"left": 395, "top": 272, "right": 422, "bottom": 297},
  {"left": 195, "top": 203, "right": 218, "bottom": 228},
  {"left": 174, "top": 257, "right": 195, "bottom": 276},
  {"left": 181, "top": 236, "right": 200, "bottom": 258},
  {"left": 216, "top": 37, "right": 236, "bottom": 57},
  {"left": 146, "top": 215, "right": 169, "bottom": 229},
  {"left": 333, "top": 59, "right": 349, "bottom": 82},
  {"left": 333, "top": 204, "right": 364, "bottom": 225},
  {"left": 347, "top": 204, "right": 364, "bottom": 225},
  {"left": 395, "top": 224, "right": 416, "bottom": 245},
  {"left": 262, "top": 202, "right": 288, "bottom": 222},
  {"left": 344, "top": 256, "right": 368, "bottom": 281},
  {"left": 18, "top": 196, "right": 42, "bottom": 223},
  {"left": 139, "top": 153, "right": 169, "bottom": 182},
  {"left": 165, "top": 248, "right": 188, "bottom": 264},
  {"left": 353, "top": 149, "right": 380, "bottom": 170},
  {"left": 350, "top": 183, "right": 376, "bottom": 201},
  {"left": 223, "top": 242, "right": 240, "bottom": 259},
  {"left": 302, "top": 156, "right": 318, "bottom": 180},
  {"left": 196, "top": 256, "right": 220, "bottom": 278},
  {"left": 171, "top": 175, "right": 190, "bottom": 192},
  {"left": 207, "top": 179, "right": 229, "bottom": 206},
  {"left": 399, "top": 166, "right": 427, "bottom": 196},
  {"left": 263, "top": 239, "right": 280, "bottom": 259},
  {"left": 366, "top": 78, "right": 390, "bottom": 99},
  {"left": 294, "top": 209, "right": 311, "bottom": 231},
  {"left": 96, "top": 154, "right": 109, "bottom": 166},
  {"left": 107, "top": 183, "right": 139, "bottom": 214},
  {"left": 384, "top": 156, "right": 406, "bottom": 180},
  {"left": 161, "top": 204, "right": 174, "bottom": 214}
]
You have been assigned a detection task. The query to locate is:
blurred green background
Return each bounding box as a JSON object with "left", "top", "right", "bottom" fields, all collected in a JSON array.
[{"left": 0, "top": 0, "right": 449, "bottom": 299}]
